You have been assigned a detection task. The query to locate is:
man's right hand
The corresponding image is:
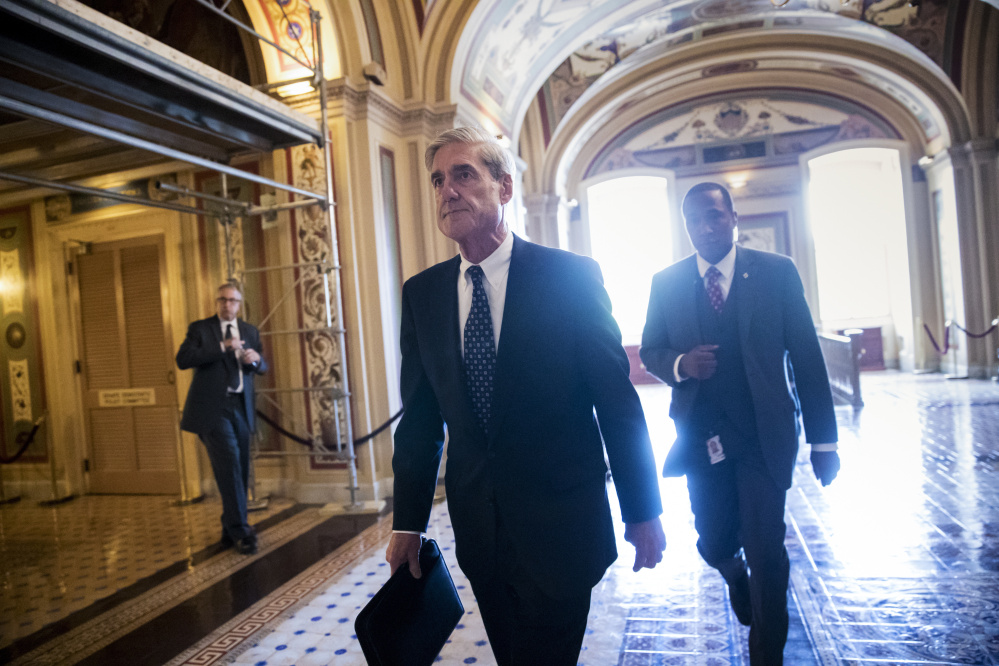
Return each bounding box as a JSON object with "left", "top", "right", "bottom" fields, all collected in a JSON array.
[
  {"left": 679, "top": 345, "right": 719, "bottom": 380},
  {"left": 224, "top": 338, "right": 245, "bottom": 351},
  {"left": 386, "top": 532, "right": 423, "bottom": 578}
]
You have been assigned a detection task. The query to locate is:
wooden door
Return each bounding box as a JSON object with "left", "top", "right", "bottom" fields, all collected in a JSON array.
[{"left": 75, "top": 237, "right": 180, "bottom": 493}]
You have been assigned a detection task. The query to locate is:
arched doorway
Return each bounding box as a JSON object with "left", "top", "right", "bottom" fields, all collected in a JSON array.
[
  {"left": 581, "top": 172, "right": 674, "bottom": 383},
  {"left": 803, "top": 144, "right": 917, "bottom": 371}
]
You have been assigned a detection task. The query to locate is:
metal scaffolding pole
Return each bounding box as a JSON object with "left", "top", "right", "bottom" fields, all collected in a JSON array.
[
  {"left": 312, "top": 8, "right": 363, "bottom": 512},
  {"left": 0, "top": 0, "right": 379, "bottom": 515}
]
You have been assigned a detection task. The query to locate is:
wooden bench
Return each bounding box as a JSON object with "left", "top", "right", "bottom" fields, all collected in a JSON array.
[{"left": 818, "top": 332, "right": 864, "bottom": 408}]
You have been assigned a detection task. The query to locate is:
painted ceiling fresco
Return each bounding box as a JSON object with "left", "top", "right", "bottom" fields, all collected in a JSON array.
[
  {"left": 459, "top": 0, "right": 954, "bottom": 141},
  {"left": 583, "top": 94, "right": 897, "bottom": 178},
  {"left": 538, "top": 0, "right": 951, "bottom": 143}
]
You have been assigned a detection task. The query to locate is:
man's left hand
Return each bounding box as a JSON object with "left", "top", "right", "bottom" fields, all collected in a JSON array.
[
  {"left": 624, "top": 517, "right": 666, "bottom": 572},
  {"left": 242, "top": 349, "right": 261, "bottom": 366},
  {"left": 810, "top": 450, "right": 840, "bottom": 486}
]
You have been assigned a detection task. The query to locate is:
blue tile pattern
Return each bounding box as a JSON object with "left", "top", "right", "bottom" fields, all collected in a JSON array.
[
  {"left": 171, "top": 372, "right": 999, "bottom": 665},
  {"left": 9, "top": 371, "right": 999, "bottom": 665}
]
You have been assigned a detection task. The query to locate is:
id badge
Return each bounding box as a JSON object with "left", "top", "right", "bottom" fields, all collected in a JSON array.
[{"left": 706, "top": 435, "right": 725, "bottom": 464}]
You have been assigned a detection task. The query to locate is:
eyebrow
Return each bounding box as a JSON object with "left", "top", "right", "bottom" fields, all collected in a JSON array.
[{"left": 431, "top": 162, "right": 478, "bottom": 183}]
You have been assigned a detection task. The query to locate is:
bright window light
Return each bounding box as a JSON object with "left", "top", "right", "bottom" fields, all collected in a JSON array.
[
  {"left": 808, "top": 148, "right": 906, "bottom": 323},
  {"left": 586, "top": 176, "right": 671, "bottom": 345}
]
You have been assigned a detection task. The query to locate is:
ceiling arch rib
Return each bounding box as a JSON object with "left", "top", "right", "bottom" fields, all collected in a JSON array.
[
  {"left": 543, "top": 28, "right": 971, "bottom": 196},
  {"left": 451, "top": 0, "right": 672, "bottom": 137},
  {"left": 448, "top": 0, "right": 954, "bottom": 143}
]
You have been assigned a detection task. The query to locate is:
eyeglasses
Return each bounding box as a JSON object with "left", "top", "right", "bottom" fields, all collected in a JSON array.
[{"left": 216, "top": 297, "right": 242, "bottom": 304}]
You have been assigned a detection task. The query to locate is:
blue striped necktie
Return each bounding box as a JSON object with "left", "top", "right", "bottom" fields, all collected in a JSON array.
[{"left": 464, "top": 266, "right": 496, "bottom": 433}]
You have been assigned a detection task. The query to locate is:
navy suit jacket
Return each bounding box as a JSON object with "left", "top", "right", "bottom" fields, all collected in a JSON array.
[
  {"left": 392, "top": 235, "right": 662, "bottom": 599},
  {"left": 640, "top": 246, "right": 837, "bottom": 490},
  {"left": 177, "top": 315, "right": 267, "bottom": 435}
]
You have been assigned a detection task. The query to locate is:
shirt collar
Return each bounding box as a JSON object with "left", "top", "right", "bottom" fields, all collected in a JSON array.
[
  {"left": 696, "top": 244, "right": 736, "bottom": 280},
  {"left": 460, "top": 231, "right": 514, "bottom": 288},
  {"left": 220, "top": 317, "right": 238, "bottom": 328}
]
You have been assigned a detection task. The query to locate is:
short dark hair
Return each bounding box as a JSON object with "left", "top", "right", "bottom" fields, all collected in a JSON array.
[{"left": 682, "top": 182, "right": 734, "bottom": 214}]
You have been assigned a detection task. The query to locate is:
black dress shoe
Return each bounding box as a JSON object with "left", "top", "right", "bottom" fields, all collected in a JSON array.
[
  {"left": 220, "top": 532, "right": 234, "bottom": 549},
  {"left": 235, "top": 535, "right": 258, "bottom": 555},
  {"left": 728, "top": 572, "right": 752, "bottom": 626}
]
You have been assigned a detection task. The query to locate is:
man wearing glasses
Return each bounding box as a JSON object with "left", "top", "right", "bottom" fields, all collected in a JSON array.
[{"left": 178, "top": 282, "right": 267, "bottom": 555}]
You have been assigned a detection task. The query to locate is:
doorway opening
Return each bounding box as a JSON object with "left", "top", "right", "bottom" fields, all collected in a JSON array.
[
  {"left": 806, "top": 147, "right": 912, "bottom": 370},
  {"left": 584, "top": 175, "right": 672, "bottom": 382}
]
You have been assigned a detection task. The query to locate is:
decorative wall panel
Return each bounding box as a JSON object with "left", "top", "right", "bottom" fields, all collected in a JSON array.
[
  {"left": 290, "top": 143, "right": 346, "bottom": 467},
  {"left": 0, "top": 206, "right": 46, "bottom": 462}
]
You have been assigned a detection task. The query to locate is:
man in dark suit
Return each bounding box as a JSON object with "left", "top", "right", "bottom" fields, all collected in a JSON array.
[
  {"left": 640, "top": 182, "right": 840, "bottom": 665},
  {"left": 386, "top": 126, "right": 666, "bottom": 665},
  {"left": 178, "top": 282, "right": 267, "bottom": 555}
]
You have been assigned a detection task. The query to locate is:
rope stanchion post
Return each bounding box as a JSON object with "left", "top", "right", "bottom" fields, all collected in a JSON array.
[
  {"left": 249, "top": 404, "right": 403, "bottom": 516},
  {"left": 923, "top": 316, "right": 999, "bottom": 380},
  {"left": 30, "top": 413, "right": 76, "bottom": 506},
  {"left": 0, "top": 415, "right": 50, "bottom": 504}
]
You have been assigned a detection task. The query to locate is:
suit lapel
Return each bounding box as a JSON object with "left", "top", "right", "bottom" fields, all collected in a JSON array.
[
  {"left": 439, "top": 256, "right": 464, "bottom": 392},
  {"left": 488, "top": 236, "right": 530, "bottom": 442},
  {"left": 734, "top": 246, "right": 757, "bottom": 349},
  {"left": 680, "top": 255, "right": 704, "bottom": 345},
  {"left": 434, "top": 256, "right": 481, "bottom": 430},
  {"left": 210, "top": 315, "right": 224, "bottom": 346}
]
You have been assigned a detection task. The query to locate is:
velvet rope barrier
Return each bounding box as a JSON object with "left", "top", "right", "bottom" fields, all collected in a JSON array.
[
  {"left": 923, "top": 317, "right": 999, "bottom": 355},
  {"left": 255, "top": 407, "right": 404, "bottom": 448},
  {"left": 0, "top": 416, "right": 44, "bottom": 464}
]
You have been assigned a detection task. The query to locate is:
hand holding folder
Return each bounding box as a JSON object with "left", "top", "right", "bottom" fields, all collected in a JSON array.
[{"left": 355, "top": 538, "right": 464, "bottom": 665}]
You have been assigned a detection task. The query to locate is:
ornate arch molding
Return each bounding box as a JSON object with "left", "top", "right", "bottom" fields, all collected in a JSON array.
[
  {"left": 543, "top": 29, "right": 972, "bottom": 198},
  {"left": 233, "top": 1, "right": 346, "bottom": 89},
  {"left": 959, "top": 1, "right": 999, "bottom": 138},
  {"left": 367, "top": 0, "right": 422, "bottom": 101},
  {"left": 421, "top": 0, "right": 479, "bottom": 108}
]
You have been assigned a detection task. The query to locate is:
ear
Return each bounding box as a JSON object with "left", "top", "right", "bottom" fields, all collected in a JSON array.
[{"left": 498, "top": 173, "right": 514, "bottom": 205}]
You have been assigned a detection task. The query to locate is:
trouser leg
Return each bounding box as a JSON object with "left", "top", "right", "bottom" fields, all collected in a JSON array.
[
  {"left": 468, "top": 521, "right": 592, "bottom": 666},
  {"left": 199, "top": 398, "right": 252, "bottom": 541},
  {"left": 736, "top": 453, "right": 789, "bottom": 666},
  {"left": 686, "top": 452, "right": 790, "bottom": 665}
]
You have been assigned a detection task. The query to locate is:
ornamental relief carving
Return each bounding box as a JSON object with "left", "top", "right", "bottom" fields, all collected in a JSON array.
[{"left": 291, "top": 142, "right": 346, "bottom": 454}]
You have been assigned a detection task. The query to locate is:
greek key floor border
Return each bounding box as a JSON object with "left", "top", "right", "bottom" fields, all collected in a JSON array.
[
  {"left": 11, "top": 508, "right": 332, "bottom": 666},
  {"left": 165, "top": 516, "right": 393, "bottom": 666}
]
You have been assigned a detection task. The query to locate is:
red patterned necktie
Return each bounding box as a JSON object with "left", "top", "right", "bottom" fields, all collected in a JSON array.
[{"left": 705, "top": 266, "right": 725, "bottom": 313}]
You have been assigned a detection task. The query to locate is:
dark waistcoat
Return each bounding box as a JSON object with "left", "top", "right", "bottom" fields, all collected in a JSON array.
[{"left": 689, "top": 276, "right": 758, "bottom": 452}]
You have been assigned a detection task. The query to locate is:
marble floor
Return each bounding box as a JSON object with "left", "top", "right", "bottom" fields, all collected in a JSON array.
[{"left": 2, "top": 371, "right": 999, "bottom": 664}]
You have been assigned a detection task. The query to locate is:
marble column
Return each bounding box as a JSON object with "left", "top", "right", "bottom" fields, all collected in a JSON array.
[
  {"left": 923, "top": 139, "right": 999, "bottom": 379},
  {"left": 523, "top": 192, "right": 562, "bottom": 248}
]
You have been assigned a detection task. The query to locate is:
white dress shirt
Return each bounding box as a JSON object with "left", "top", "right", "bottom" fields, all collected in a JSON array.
[
  {"left": 219, "top": 318, "right": 244, "bottom": 393},
  {"left": 458, "top": 231, "right": 513, "bottom": 356}
]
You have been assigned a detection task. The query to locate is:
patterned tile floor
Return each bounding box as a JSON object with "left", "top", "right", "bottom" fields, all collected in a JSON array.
[
  {"left": 0, "top": 493, "right": 295, "bottom": 650},
  {"left": 3, "top": 371, "right": 999, "bottom": 665}
]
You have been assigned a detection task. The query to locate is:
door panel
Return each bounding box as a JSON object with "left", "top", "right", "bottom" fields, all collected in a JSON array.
[{"left": 76, "top": 237, "right": 180, "bottom": 494}]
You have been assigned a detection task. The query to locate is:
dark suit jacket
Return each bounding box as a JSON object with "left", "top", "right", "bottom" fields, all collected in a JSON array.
[
  {"left": 392, "top": 235, "right": 662, "bottom": 599},
  {"left": 177, "top": 315, "right": 267, "bottom": 435},
  {"left": 640, "top": 246, "right": 837, "bottom": 490}
]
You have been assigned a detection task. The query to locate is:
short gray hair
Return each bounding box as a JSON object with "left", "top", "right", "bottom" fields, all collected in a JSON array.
[{"left": 425, "top": 126, "right": 515, "bottom": 181}]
